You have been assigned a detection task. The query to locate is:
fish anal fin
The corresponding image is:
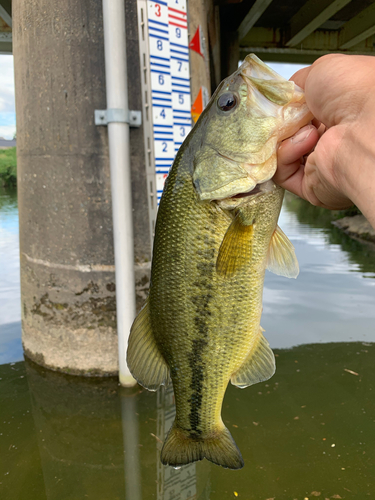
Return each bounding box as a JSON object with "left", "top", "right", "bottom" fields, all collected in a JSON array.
[
  {"left": 231, "top": 327, "right": 275, "bottom": 388},
  {"left": 161, "top": 422, "right": 244, "bottom": 470},
  {"left": 266, "top": 224, "right": 299, "bottom": 279},
  {"left": 216, "top": 215, "right": 254, "bottom": 278},
  {"left": 126, "top": 298, "right": 170, "bottom": 391}
]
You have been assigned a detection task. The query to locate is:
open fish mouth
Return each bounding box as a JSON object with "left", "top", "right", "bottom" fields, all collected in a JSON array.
[
  {"left": 216, "top": 179, "right": 278, "bottom": 210},
  {"left": 231, "top": 179, "right": 277, "bottom": 199},
  {"left": 232, "top": 184, "right": 263, "bottom": 198}
]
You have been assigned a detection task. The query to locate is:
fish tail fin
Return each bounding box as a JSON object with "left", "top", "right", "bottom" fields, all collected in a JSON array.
[{"left": 161, "top": 422, "right": 244, "bottom": 470}]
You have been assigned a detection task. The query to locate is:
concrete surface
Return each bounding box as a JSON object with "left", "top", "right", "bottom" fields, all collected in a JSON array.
[{"left": 13, "top": 0, "right": 151, "bottom": 376}]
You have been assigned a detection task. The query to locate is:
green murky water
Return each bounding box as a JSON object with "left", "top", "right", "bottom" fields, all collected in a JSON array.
[{"left": 1, "top": 190, "right": 375, "bottom": 499}]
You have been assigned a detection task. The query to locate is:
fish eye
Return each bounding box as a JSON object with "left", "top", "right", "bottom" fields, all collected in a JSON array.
[{"left": 217, "top": 92, "right": 237, "bottom": 112}]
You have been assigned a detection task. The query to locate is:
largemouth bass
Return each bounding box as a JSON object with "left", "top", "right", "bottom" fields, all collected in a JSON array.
[{"left": 127, "top": 54, "right": 312, "bottom": 469}]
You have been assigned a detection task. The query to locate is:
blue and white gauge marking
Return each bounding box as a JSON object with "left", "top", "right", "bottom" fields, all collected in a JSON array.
[{"left": 147, "top": 0, "right": 192, "bottom": 204}]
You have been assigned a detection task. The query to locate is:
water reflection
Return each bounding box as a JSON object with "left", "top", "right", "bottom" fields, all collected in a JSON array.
[
  {"left": 283, "top": 194, "right": 375, "bottom": 276},
  {"left": 156, "top": 386, "right": 199, "bottom": 500},
  {"left": 262, "top": 196, "right": 375, "bottom": 349},
  {"left": 1, "top": 360, "right": 209, "bottom": 500},
  {"left": 1, "top": 341, "right": 375, "bottom": 499},
  {"left": 25, "top": 359, "right": 125, "bottom": 500},
  {"left": 121, "top": 391, "right": 141, "bottom": 500}
]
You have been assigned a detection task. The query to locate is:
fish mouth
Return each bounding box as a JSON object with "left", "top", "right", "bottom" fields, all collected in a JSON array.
[
  {"left": 216, "top": 179, "right": 278, "bottom": 210},
  {"left": 231, "top": 179, "right": 276, "bottom": 199},
  {"left": 231, "top": 184, "right": 263, "bottom": 199}
]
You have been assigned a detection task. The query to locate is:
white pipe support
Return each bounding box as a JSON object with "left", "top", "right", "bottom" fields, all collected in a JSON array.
[{"left": 102, "top": 0, "right": 137, "bottom": 386}]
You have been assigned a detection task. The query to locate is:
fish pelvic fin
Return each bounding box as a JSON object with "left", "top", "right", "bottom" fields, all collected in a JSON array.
[
  {"left": 267, "top": 224, "right": 299, "bottom": 278},
  {"left": 161, "top": 422, "right": 244, "bottom": 470},
  {"left": 216, "top": 213, "right": 254, "bottom": 278},
  {"left": 126, "top": 298, "right": 170, "bottom": 391},
  {"left": 231, "top": 326, "right": 275, "bottom": 388}
]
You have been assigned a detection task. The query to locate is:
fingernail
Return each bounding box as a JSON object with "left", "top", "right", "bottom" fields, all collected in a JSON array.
[{"left": 291, "top": 125, "right": 314, "bottom": 144}]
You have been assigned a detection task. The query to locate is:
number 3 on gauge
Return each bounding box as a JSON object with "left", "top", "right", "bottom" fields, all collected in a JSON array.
[{"left": 180, "top": 126, "right": 185, "bottom": 137}]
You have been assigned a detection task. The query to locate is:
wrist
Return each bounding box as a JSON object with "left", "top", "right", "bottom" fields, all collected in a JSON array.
[{"left": 339, "top": 122, "right": 375, "bottom": 227}]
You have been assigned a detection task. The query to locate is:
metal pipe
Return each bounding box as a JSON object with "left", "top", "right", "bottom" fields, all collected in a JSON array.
[{"left": 102, "top": 0, "right": 136, "bottom": 386}]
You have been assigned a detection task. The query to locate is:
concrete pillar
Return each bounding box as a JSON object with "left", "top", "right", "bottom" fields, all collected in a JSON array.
[
  {"left": 13, "top": 0, "right": 151, "bottom": 376},
  {"left": 188, "top": 0, "right": 211, "bottom": 102},
  {"left": 220, "top": 30, "right": 239, "bottom": 80},
  {"left": 188, "top": 0, "right": 222, "bottom": 105}
]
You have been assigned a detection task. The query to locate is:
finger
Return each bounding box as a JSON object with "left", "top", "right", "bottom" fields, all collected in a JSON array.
[
  {"left": 279, "top": 124, "right": 319, "bottom": 165},
  {"left": 303, "top": 152, "right": 353, "bottom": 209},
  {"left": 276, "top": 163, "right": 307, "bottom": 200},
  {"left": 316, "top": 123, "right": 326, "bottom": 137},
  {"left": 275, "top": 125, "right": 319, "bottom": 186},
  {"left": 312, "top": 117, "right": 321, "bottom": 130},
  {"left": 289, "top": 66, "right": 312, "bottom": 88}
]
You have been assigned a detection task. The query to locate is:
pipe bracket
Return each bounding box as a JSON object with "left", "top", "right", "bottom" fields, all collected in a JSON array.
[{"left": 95, "top": 109, "right": 142, "bottom": 127}]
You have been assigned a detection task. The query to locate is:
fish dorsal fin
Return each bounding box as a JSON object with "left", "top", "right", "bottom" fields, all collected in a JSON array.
[
  {"left": 266, "top": 225, "right": 299, "bottom": 279},
  {"left": 231, "top": 327, "right": 275, "bottom": 388},
  {"left": 216, "top": 214, "right": 254, "bottom": 278},
  {"left": 126, "top": 298, "right": 170, "bottom": 391}
]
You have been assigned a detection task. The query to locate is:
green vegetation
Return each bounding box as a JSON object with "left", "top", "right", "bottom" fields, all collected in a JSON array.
[
  {"left": 0, "top": 147, "right": 17, "bottom": 187},
  {"left": 284, "top": 192, "right": 361, "bottom": 229}
]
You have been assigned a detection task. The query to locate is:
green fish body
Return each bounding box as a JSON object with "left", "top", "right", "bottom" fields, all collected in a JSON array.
[{"left": 127, "top": 55, "right": 312, "bottom": 469}]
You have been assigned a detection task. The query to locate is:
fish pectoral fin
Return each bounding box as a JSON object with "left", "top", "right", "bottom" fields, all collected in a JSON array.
[
  {"left": 266, "top": 224, "right": 299, "bottom": 279},
  {"left": 126, "top": 298, "right": 170, "bottom": 391},
  {"left": 216, "top": 214, "right": 254, "bottom": 278},
  {"left": 231, "top": 327, "right": 275, "bottom": 388}
]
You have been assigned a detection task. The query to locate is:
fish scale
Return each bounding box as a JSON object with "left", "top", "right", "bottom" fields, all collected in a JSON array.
[{"left": 127, "top": 54, "right": 311, "bottom": 469}]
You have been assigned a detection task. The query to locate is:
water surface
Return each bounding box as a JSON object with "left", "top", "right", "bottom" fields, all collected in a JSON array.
[
  {"left": 0, "top": 186, "right": 22, "bottom": 363},
  {"left": 263, "top": 197, "right": 375, "bottom": 348},
  {"left": 1, "top": 190, "right": 375, "bottom": 500}
]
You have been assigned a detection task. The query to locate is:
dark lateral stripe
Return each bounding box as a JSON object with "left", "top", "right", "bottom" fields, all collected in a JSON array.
[{"left": 188, "top": 232, "right": 216, "bottom": 434}]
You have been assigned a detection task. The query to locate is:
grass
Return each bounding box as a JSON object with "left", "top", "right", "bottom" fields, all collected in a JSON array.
[{"left": 0, "top": 147, "right": 17, "bottom": 187}]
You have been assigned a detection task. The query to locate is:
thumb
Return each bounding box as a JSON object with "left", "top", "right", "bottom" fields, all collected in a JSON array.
[{"left": 302, "top": 151, "right": 352, "bottom": 209}]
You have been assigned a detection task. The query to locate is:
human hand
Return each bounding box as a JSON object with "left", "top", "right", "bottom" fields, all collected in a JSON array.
[{"left": 275, "top": 54, "right": 375, "bottom": 223}]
